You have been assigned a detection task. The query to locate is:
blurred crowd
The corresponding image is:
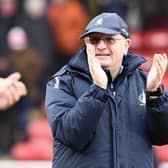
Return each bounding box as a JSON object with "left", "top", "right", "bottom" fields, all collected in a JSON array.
[{"left": 0, "top": 0, "right": 168, "bottom": 161}]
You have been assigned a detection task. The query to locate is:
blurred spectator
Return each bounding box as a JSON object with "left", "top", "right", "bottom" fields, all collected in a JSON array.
[
  {"left": 14, "top": 0, "right": 56, "bottom": 76},
  {"left": 125, "top": 1, "right": 142, "bottom": 31},
  {"left": 47, "top": 0, "right": 89, "bottom": 70},
  {"left": 7, "top": 26, "right": 45, "bottom": 109},
  {"left": 0, "top": 0, "right": 21, "bottom": 57},
  {"left": 11, "top": 117, "right": 53, "bottom": 160},
  {"left": 0, "top": 0, "right": 22, "bottom": 79},
  {"left": 7, "top": 26, "right": 27, "bottom": 50},
  {"left": 0, "top": 71, "right": 27, "bottom": 155},
  {"left": 129, "top": 0, "right": 168, "bottom": 30},
  {"left": 85, "top": 0, "right": 127, "bottom": 18},
  {"left": 0, "top": 1, "right": 27, "bottom": 155},
  {"left": 144, "top": 0, "right": 168, "bottom": 29},
  {"left": 0, "top": 26, "right": 47, "bottom": 156}
]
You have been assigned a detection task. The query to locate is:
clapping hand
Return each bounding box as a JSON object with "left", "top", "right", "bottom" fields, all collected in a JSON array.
[
  {"left": 85, "top": 37, "right": 108, "bottom": 89},
  {"left": 147, "top": 53, "right": 168, "bottom": 92}
]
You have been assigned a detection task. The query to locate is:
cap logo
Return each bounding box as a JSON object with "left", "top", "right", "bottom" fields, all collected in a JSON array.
[
  {"left": 95, "top": 17, "right": 103, "bottom": 26},
  {"left": 121, "top": 28, "right": 128, "bottom": 36}
]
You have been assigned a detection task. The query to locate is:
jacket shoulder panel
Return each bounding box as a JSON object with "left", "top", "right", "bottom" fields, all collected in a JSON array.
[{"left": 51, "top": 65, "right": 68, "bottom": 79}]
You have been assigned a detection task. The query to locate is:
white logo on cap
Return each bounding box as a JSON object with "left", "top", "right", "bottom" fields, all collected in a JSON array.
[
  {"left": 95, "top": 17, "right": 103, "bottom": 26},
  {"left": 121, "top": 28, "right": 128, "bottom": 36}
]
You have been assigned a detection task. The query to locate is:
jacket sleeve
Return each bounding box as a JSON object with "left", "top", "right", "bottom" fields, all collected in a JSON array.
[
  {"left": 146, "top": 91, "right": 168, "bottom": 145},
  {"left": 45, "top": 76, "right": 108, "bottom": 151}
]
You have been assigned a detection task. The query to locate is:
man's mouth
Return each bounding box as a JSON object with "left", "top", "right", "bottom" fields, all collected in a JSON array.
[{"left": 96, "top": 54, "right": 110, "bottom": 57}]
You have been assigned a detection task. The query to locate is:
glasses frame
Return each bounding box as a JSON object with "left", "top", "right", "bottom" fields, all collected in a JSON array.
[{"left": 88, "top": 36, "right": 126, "bottom": 45}]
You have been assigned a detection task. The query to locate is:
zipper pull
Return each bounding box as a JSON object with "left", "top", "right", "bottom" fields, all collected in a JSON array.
[
  {"left": 113, "top": 91, "right": 116, "bottom": 97},
  {"left": 110, "top": 83, "right": 116, "bottom": 97},
  {"left": 110, "top": 83, "right": 113, "bottom": 90}
]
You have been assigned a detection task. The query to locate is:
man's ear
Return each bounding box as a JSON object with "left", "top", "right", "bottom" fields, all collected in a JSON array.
[
  {"left": 126, "top": 38, "right": 131, "bottom": 48},
  {"left": 124, "top": 39, "right": 131, "bottom": 54}
]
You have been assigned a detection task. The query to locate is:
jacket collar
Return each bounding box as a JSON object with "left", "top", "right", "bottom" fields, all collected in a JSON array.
[{"left": 68, "top": 46, "right": 147, "bottom": 77}]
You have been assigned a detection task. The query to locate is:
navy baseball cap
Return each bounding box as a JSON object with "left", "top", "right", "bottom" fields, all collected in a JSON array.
[{"left": 80, "top": 12, "right": 130, "bottom": 39}]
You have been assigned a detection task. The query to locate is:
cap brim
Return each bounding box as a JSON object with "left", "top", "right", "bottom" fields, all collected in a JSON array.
[{"left": 80, "top": 27, "right": 120, "bottom": 39}]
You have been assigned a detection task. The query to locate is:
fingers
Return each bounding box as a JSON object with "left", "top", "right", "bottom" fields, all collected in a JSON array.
[
  {"left": 13, "top": 81, "right": 27, "bottom": 97},
  {"left": 0, "top": 78, "right": 12, "bottom": 93},
  {"left": 0, "top": 87, "right": 17, "bottom": 110},
  {"left": 8, "top": 80, "right": 27, "bottom": 102},
  {"left": 0, "top": 73, "right": 27, "bottom": 110},
  {"left": 147, "top": 53, "right": 168, "bottom": 91},
  {"left": 86, "top": 43, "right": 96, "bottom": 73},
  {"left": 85, "top": 37, "right": 96, "bottom": 64},
  {"left": 86, "top": 43, "right": 96, "bottom": 63},
  {"left": 153, "top": 53, "right": 168, "bottom": 78},
  {"left": 3, "top": 88, "right": 19, "bottom": 108},
  {"left": 0, "top": 81, "right": 27, "bottom": 110},
  {"left": 84, "top": 37, "right": 91, "bottom": 44},
  {"left": 7, "top": 72, "right": 27, "bottom": 97},
  {"left": 8, "top": 72, "right": 21, "bottom": 81},
  {"left": 85, "top": 40, "right": 108, "bottom": 89},
  {"left": 86, "top": 42, "right": 104, "bottom": 82},
  {"left": 6, "top": 72, "right": 26, "bottom": 102}
]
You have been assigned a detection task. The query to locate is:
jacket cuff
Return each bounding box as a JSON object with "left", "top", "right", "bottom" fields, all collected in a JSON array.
[
  {"left": 90, "top": 84, "right": 108, "bottom": 103},
  {"left": 147, "top": 97, "right": 162, "bottom": 107},
  {"left": 146, "top": 93, "right": 168, "bottom": 107}
]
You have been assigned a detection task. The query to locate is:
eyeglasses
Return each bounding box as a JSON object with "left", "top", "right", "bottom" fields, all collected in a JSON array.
[{"left": 89, "top": 36, "right": 126, "bottom": 45}]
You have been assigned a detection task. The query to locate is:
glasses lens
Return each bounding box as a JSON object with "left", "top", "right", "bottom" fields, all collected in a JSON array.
[
  {"left": 89, "top": 37, "right": 100, "bottom": 44},
  {"left": 89, "top": 36, "right": 124, "bottom": 45}
]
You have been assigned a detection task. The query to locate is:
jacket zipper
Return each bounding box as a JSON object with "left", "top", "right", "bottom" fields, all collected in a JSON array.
[{"left": 110, "top": 83, "right": 119, "bottom": 168}]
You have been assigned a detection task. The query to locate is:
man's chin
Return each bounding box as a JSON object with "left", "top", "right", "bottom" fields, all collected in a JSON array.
[{"left": 101, "top": 65, "right": 110, "bottom": 70}]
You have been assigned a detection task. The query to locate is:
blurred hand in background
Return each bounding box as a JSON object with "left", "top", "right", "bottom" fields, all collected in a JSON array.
[{"left": 0, "top": 72, "right": 27, "bottom": 110}]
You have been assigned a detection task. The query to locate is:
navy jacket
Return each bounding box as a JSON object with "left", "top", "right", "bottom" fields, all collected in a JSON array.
[{"left": 45, "top": 47, "right": 168, "bottom": 168}]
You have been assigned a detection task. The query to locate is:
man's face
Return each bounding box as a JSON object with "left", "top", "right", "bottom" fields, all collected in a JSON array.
[
  {"left": 84, "top": 33, "right": 131, "bottom": 71},
  {"left": 0, "top": 0, "right": 17, "bottom": 17}
]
